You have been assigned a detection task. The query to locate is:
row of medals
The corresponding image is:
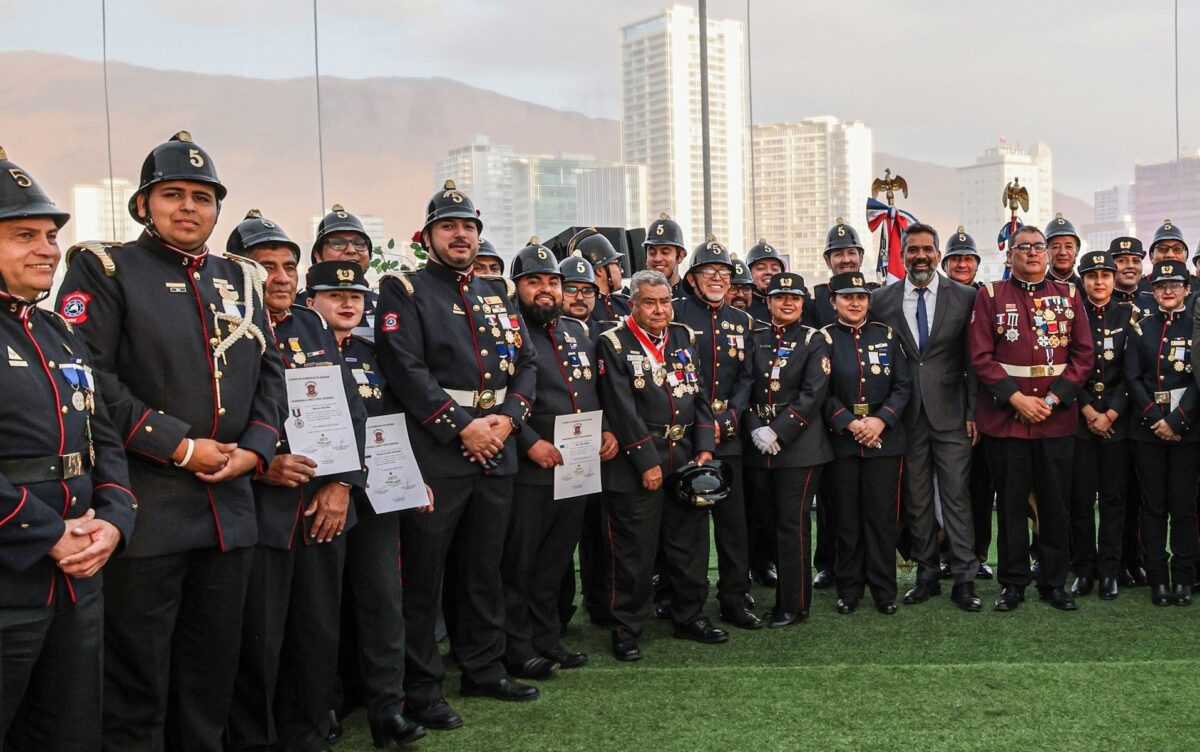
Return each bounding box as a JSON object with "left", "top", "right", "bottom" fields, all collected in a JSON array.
[
  {"left": 633, "top": 359, "right": 699, "bottom": 399},
  {"left": 1165, "top": 343, "right": 1192, "bottom": 373}
]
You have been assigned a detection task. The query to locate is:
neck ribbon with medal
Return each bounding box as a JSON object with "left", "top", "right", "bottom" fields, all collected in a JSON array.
[
  {"left": 627, "top": 317, "right": 671, "bottom": 392},
  {"left": 59, "top": 351, "right": 97, "bottom": 467}
]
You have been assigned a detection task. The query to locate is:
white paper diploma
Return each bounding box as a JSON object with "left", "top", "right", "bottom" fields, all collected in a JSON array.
[
  {"left": 553, "top": 410, "right": 603, "bottom": 500},
  {"left": 362, "top": 414, "right": 428, "bottom": 513},
  {"left": 284, "top": 365, "right": 361, "bottom": 476}
]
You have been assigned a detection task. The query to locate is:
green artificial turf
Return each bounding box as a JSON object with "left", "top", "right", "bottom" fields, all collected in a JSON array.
[{"left": 334, "top": 530, "right": 1199, "bottom": 751}]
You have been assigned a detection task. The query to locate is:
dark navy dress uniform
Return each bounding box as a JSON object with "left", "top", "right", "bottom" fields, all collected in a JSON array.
[
  {"left": 296, "top": 288, "right": 377, "bottom": 342},
  {"left": 503, "top": 314, "right": 600, "bottom": 667},
  {"left": 374, "top": 262, "right": 536, "bottom": 703},
  {"left": 743, "top": 283, "right": 833, "bottom": 622},
  {"left": 1068, "top": 267, "right": 1136, "bottom": 589},
  {"left": 1125, "top": 266, "right": 1200, "bottom": 600},
  {"left": 228, "top": 304, "right": 366, "bottom": 752},
  {"left": 594, "top": 291, "right": 631, "bottom": 327},
  {"left": 595, "top": 319, "right": 716, "bottom": 641},
  {"left": 672, "top": 291, "right": 755, "bottom": 615},
  {"left": 57, "top": 232, "right": 285, "bottom": 751},
  {"left": 0, "top": 294, "right": 136, "bottom": 751},
  {"left": 822, "top": 314, "right": 911, "bottom": 610}
]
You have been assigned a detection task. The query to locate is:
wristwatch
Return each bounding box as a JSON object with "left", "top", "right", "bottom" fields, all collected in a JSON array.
[{"left": 1044, "top": 393, "right": 1059, "bottom": 408}]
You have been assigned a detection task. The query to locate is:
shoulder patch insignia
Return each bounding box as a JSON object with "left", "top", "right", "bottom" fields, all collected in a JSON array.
[{"left": 60, "top": 290, "right": 92, "bottom": 325}]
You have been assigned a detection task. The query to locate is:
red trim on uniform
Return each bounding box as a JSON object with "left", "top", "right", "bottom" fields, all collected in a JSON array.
[
  {"left": 421, "top": 400, "right": 453, "bottom": 426},
  {"left": 458, "top": 281, "right": 487, "bottom": 394},
  {"left": 546, "top": 323, "right": 580, "bottom": 413},
  {"left": 94, "top": 482, "right": 136, "bottom": 501},
  {"left": 798, "top": 467, "right": 815, "bottom": 611},
  {"left": 787, "top": 406, "right": 809, "bottom": 425},
  {"left": 894, "top": 457, "right": 905, "bottom": 524},
  {"left": 25, "top": 324, "right": 66, "bottom": 454},
  {"left": 63, "top": 572, "right": 77, "bottom": 604},
  {"left": 883, "top": 406, "right": 899, "bottom": 417},
  {"left": 830, "top": 407, "right": 848, "bottom": 419},
  {"left": 709, "top": 309, "right": 719, "bottom": 401},
  {"left": 605, "top": 506, "right": 618, "bottom": 616},
  {"left": 249, "top": 419, "right": 279, "bottom": 437},
  {"left": 509, "top": 393, "right": 532, "bottom": 410},
  {"left": 124, "top": 409, "right": 154, "bottom": 448},
  {"left": 45, "top": 574, "right": 55, "bottom": 607},
  {"left": 207, "top": 485, "right": 227, "bottom": 551},
  {"left": 0, "top": 488, "right": 28, "bottom": 527},
  {"left": 624, "top": 436, "right": 651, "bottom": 451},
  {"left": 1179, "top": 406, "right": 1190, "bottom": 422}
]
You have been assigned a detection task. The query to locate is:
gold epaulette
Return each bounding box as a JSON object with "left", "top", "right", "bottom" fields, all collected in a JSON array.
[
  {"left": 809, "top": 326, "right": 833, "bottom": 345},
  {"left": 66, "top": 241, "right": 118, "bottom": 277},
  {"left": 601, "top": 328, "right": 623, "bottom": 354},
  {"left": 478, "top": 273, "right": 516, "bottom": 300},
  {"left": 669, "top": 321, "right": 696, "bottom": 346},
  {"left": 381, "top": 272, "right": 415, "bottom": 297},
  {"left": 869, "top": 321, "right": 894, "bottom": 339}
]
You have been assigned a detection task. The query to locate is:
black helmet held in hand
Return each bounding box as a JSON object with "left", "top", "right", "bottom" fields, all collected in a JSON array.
[{"left": 669, "top": 460, "right": 731, "bottom": 509}]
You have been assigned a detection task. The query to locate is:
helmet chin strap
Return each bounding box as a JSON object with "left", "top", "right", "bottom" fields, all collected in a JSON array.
[
  {"left": 427, "top": 236, "right": 475, "bottom": 273},
  {"left": 141, "top": 192, "right": 219, "bottom": 255}
]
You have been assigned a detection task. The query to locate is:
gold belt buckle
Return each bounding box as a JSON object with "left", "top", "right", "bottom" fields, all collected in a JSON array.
[
  {"left": 1093, "top": 382, "right": 1105, "bottom": 393},
  {"left": 62, "top": 452, "right": 83, "bottom": 480},
  {"left": 476, "top": 390, "right": 497, "bottom": 409},
  {"left": 1154, "top": 391, "right": 1171, "bottom": 405},
  {"left": 1030, "top": 365, "right": 1048, "bottom": 377},
  {"left": 667, "top": 424, "right": 686, "bottom": 442},
  {"left": 852, "top": 403, "right": 870, "bottom": 417},
  {"left": 711, "top": 399, "right": 727, "bottom": 413}
]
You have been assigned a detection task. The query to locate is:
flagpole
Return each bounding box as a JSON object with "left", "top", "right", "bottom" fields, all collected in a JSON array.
[{"left": 698, "top": 0, "right": 714, "bottom": 237}]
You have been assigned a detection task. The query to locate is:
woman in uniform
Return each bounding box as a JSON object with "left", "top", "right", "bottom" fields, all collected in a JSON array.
[
  {"left": 742, "top": 272, "right": 833, "bottom": 628},
  {"left": 821, "top": 272, "right": 911, "bottom": 615}
]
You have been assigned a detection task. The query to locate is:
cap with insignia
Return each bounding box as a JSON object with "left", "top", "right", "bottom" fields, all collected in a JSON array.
[
  {"left": 306, "top": 260, "right": 371, "bottom": 292},
  {"left": 1150, "top": 219, "right": 1187, "bottom": 255},
  {"left": 1044, "top": 212, "right": 1080, "bottom": 244},
  {"left": 766, "top": 272, "right": 809, "bottom": 297},
  {"left": 745, "top": 238, "right": 787, "bottom": 270},
  {"left": 1107, "top": 236, "right": 1144, "bottom": 259},
  {"left": 828, "top": 271, "right": 872, "bottom": 295},
  {"left": 943, "top": 225, "right": 980, "bottom": 261},
  {"left": 1147, "top": 259, "right": 1189, "bottom": 286},
  {"left": 643, "top": 212, "right": 686, "bottom": 251},
  {"left": 228, "top": 209, "right": 300, "bottom": 259},
  {"left": 0, "top": 146, "right": 69, "bottom": 228},
  {"left": 686, "top": 235, "right": 734, "bottom": 271},
  {"left": 510, "top": 237, "right": 562, "bottom": 280},
  {"left": 824, "top": 218, "right": 864, "bottom": 255},
  {"left": 129, "top": 131, "right": 226, "bottom": 224},
  {"left": 1078, "top": 251, "right": 1116, "bottom": 275}
]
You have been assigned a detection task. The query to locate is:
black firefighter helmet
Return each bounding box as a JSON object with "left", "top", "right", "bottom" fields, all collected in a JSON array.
[
  {"left": 129, "top": 131, "right": 226, "bottom": 224},
  {"left": 668, "top": 460, "right": 732, "bottom": 509},
  {"left": 0, "top": 146, "right": 69, "bottom": 228},
  {"left": 559, "top": 252, "right": 597, "bottom": 287},
  {"left": 824, "top": 218, "right": 863, "bottom": 256},
  {"left": 424, "top": 179, "right": 482, "bottom": 233},
  {"left": 687, "top": 235, "right": 734, "bottom": 270},
  {"left": 227, "top": 209, "right": 300, "bottom": 259},
  {"left": 510, "top": 237, "right": 562, "bottom": 280},
  {"left": 568, "top": 227, "right": 623, "bottom": 269},
  {"left": 644, "top": 212, "right": 687, "bottom": 252},
  {"left": 745, "top": 238, "right": 786, "bottom": 270},
  {"left": 311, "top": 204, "right": 372, "bottom": 263}
]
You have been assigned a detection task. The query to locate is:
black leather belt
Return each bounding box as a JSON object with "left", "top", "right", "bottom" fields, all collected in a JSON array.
[
  {"left": 646, "top": 423, "right": 692, "bottom": 441},
  {"left": 0, "top": 452, "right": 90, "bottom": 485}
]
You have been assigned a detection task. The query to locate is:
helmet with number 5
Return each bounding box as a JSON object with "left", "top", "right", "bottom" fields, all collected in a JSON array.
[
  {"left": 510, "top": 237, "right": 562, "bottom": 280},
  {"left": 128, "top": 131, "right": 226, "bottom": 224}
]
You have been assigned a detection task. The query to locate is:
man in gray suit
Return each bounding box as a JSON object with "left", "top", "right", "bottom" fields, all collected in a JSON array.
[{"left": 872, "top": 223, "right": 982, "bottom": 611}]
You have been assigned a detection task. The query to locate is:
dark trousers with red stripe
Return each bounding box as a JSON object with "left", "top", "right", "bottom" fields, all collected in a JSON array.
[
  {"left": 749, "top": 465, "right": 820, "bottom": 615},
  {"left": 2, "top": 588, "right": 103, "bottom": 752},
  {"left": 986, "top": 436, "right": 1073, "bottom": 590},
  {"left": 1132, "top": 441, "right": 1200, "bottom": 587},
  {"left": 828, "top": 456, "right": 902, "bottom": 605},
  {"left": 1069, "top": 434, "right": 1129, "bottom": 579},
  {"left": 502, "top": 484, "right": 586, "bottom": 664}
]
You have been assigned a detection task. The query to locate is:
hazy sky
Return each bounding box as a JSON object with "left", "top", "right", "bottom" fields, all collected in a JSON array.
[{"left": 2, "top": 0, "right": 1196, "bottom": 198}]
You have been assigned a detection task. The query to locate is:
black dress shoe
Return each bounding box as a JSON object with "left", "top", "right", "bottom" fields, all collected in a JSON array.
[
  {"left": 370, "top": 712, "right": 428, "bottom": 748},
  {"left": 1151, "top": 584, "right": 1174, "bottom": 606},
  {"left": 812, "top": 570, "right": 835, "bottom": 589},
  {"left": 976, "top": 562, "right": 995, "bottom": 580},
  {"left": 404, "top": 698, "right": 463, "bottom": 731},
  {"left": 743, "top": 591, "right": 757, "bottom": 610},
  {"left": 1098, "top": 577, "right": 1119, "bottom": 600},
  {"left": 653, "top": 599, "right": 672, "bottom": 619},
  {"left": 1030, "top": 559, "right": 1041, "bottom": 578},
  {"left": 507, "top": 656, "right": 559, "bottom": 679},
  {"left": 902, "top": 580, "right": 941, "bottom": 605},
  {"left": 938, "top": 560, "right": 953, "bottom": 580},
  {"left": 328, "top": 709, "right": 343, "bottom": 742},
  {"left": 460, "top": 677, "right": 540, "bottom": 702},
  {"left": 720, "top": 605, "right": 765, "bottom": 630},
  {"left": 876, "top": 601, "right": 898, "bottom": 615},
  {"left": 1070, "top": 576, "right": 1094, "bottom": 596},
  {"left": 994, "top": 585, "right": 1025, "bottom": 612},
  {"left": 1038, "top": 587, "right": 1078, "bottom": 611},
  {"left": 1130, "top": 565, "right": 1149, "bottom": 586},
  {"left": 612, "top": 629, "right": 642, "bottom": 661},
  {"left": 1173, "top": 584, "right": 1193, "bottom": 607},
  {"left": 836, "top": 598, "right": 857, "bottom": 614},
  {"left": 542, "top": 648, "right": 588, "bottom": 669},
  {"left": 751, "top": 565, "right": 779, "bottom": 587},
  {"left": 672, "top": 616, "right": 730, "bottom": 644},
  {"left": 951, "top": 582, "right": 982, "bottom": 612},
  {"left": 767, "top": 609, "right": 807, "bottom": 628}
]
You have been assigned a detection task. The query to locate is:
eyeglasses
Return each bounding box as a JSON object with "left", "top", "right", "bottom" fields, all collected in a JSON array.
[
  {"left": 326, "top": 238, "right": 370, "bottom": 252},
  {"left": 1155, "top": 243, "right": 1187, "bottom": 254},
  {"left": 1012, "top": 242, "right": 1048, "bottom": 254},
  {"left": 694, "top": 268, "right": 732, "bottom": 280},
  {"left": 563, "top": 285, "right": 596, "bottom": 297},
  {"left": 1154, "top": 282, "right": 1186, "bottom": 292}
]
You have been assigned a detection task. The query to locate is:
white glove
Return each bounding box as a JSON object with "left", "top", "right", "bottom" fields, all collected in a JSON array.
[{"left": 752, "top": 427, "right": 781, "bottom": 455}]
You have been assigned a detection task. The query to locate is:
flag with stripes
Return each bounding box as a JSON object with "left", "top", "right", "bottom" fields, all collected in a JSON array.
[{"left": 866, "top": 197, "right": 917, "bottom": 285}]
